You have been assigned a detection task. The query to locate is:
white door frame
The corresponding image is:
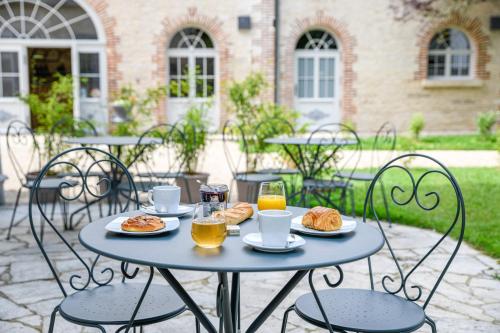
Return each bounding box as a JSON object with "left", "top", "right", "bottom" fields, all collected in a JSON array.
[
  {"left": 294, "top": 48, "right": 340, "bottom": 126},
  {"left": 0, "top": 40, "right": 106, "bottom": 126}
]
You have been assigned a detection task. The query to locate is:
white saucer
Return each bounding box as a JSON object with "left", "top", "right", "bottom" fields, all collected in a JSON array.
[
  {"left": 140, "top": 205, "right": 194, "bottom": 217},
  {"left": 243, "top": 233, "right": 306, "bottom": 253},
  {"left": 105, "top": 216, "right": 180, "bottom": 236},
  {"left": 290, "top": 215, "right": 357, "bottom": 237}
]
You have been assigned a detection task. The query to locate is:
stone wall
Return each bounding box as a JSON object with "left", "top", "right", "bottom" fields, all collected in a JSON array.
[{"left": 97, "top": 0, "right": 500, "bottom": 134}]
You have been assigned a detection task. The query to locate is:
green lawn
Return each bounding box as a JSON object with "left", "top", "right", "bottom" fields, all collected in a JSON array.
[
  {"left": 361, "top": 134, "right": 499, "bottom": 151},
  {"left": 286, "top": 167, "right": 500, "bottom": 258}
]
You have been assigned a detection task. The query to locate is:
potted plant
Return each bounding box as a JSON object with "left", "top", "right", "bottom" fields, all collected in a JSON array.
[
  {"left": 21, "top": 74, "right": 75, "bottom": 202},
  {"left": 173, "top": 102, "right": 210, "bottom": 203}
]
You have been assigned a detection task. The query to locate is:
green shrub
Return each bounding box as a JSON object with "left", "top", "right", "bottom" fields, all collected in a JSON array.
[
  {"left": 409, "top": 113, "right": 425, "bottom": 140},
  {"left": 476, "top": 111, "right": 498, "bottom": 140},
  {"left": 227, "top": 73, "right": 302, "bottom": 171}
]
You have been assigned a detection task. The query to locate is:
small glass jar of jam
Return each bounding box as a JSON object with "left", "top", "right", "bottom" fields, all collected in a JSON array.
[{"left": 200, "top": 184, "right": 229, "bottom": 206}]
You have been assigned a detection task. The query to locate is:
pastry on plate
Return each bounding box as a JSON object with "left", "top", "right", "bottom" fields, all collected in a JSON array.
[
  {"left": 302, "top": 206, "right": 342, "bottom": 231},
  {"left": 213, "top": 202, "right": 254, "bottom": 225},
  {"left": 121, "top": 215, "right": 165, "bottom": 232}
]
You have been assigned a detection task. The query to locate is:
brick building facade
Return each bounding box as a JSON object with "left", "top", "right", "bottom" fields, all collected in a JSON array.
[{"left": 0, "top": 0, "right": 499, "bottom": 133}]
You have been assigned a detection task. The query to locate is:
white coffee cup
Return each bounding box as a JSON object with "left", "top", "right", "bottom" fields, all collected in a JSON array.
[
  {"left": 258, "top": 210, "right": 293, "bottom": 247},
  {"left": 148, "top": 185, "right": 180, "bottom": 213}
]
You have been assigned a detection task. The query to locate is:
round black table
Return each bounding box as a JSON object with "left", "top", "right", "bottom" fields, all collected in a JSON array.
[{"left": 79, "top": 206, "right": 384, "bottom": 333}]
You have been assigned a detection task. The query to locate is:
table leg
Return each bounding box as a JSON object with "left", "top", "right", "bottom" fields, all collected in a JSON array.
[
  {"left": 246, "top": 270, "right": 308, "bottom": 333},
  {"left": 157, "top": 268, "right": 217, "bottom": 333},
  {"left": 218, "top": 272, "right": 234, "bottom": 333},
  {"left": 230, "top": 272, "right": 240, "bottom": 332}
]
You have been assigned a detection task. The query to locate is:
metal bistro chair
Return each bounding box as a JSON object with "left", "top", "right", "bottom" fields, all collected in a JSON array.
[
  {"left": 301, "top": 123, "right": 362, "bottom": 216},
  {"left": 128, "top": 123, "right": 186, "bottom": 197},
  {"left": 222, "top": 120, "right": 282, "bottom": 203},
  {"left": 5, "top": 120, "right": 76, "bottom": 240},
  {"left": 281, "top": 153, "right": 465, "bottom": 333},
  {"left": 29, "top": 147, "right": 192, "bottom": 333},
  {"left": 254, "top": 118, "right": 301, "bottom": 196},
  {"left": 338, "top": 122, "right": 397, "bottom": 225}
]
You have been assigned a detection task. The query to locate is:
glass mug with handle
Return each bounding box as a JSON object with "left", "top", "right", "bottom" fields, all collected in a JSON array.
[
  {"left": 257, "top": 181, "right": 286, "bottom": 211},
  {"left": 191, "top": 202, "right": 227, "bottom": 248}
]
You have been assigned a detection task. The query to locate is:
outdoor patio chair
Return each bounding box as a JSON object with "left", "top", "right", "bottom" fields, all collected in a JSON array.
[
  {"left": 254, "top": 118, "right": 300, "bottom": 176},
  {"left": 48, "top": 116, "right": 99, "bottom": 156},
  {"left": 281, "top": 153, "right": 465, "bottom": 333},
  {"left": 337, "top": 121, "right": 397, "bottom": 225},
  {"left": 300, "top": 123, "right": 361, "bottom": 215},
  {"left": 29, "top": 147, "right": 195, "bottom": 333},
  {"left": 222, "top": 119, "right": 282, "bottom": 203},
  {"left": 126, "top": 123, "right": 187, "bottom": 198},
  {"left": 5, "top": 120, "right": 77, "bottom": 240}
]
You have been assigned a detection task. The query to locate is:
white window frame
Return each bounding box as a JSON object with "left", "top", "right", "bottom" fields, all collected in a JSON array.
[
  {"left": 427, "top": 29, "right": 473, "bottom": 81},
  {"left": 0, "top": 48, "right": 22, "bottom": 100},
  {"left": 295, "top": 49, "right": 337, "bottom": 102},
  {"left": 167, "top": 31, "right": 217, "bottom": 100}
]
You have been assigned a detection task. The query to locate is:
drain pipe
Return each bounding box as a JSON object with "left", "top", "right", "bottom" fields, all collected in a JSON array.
[{"left": 274, "top": 0, "right": 280, "bottom": 104}]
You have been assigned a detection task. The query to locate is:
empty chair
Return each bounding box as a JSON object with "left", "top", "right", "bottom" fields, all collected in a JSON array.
[
  {"left": 300, "top": 123, "right": 361, "bottom": 215},
  {"left": 5, "top": 120, "right": 77, "bottom": 240},
  {"left": 29, "top": 147, "right": 192, "bottom": 332},
  {"left": 128, "top": 123, "right": 186, "bottom": 196},
  {"left": 337, "top": 121, "right": 397, "bottom": 225},
  {"left": 281, "top": 153, "right": 465, "bottom": 333},
  {"left": 222, "top": 120, "right": 281, "bottom": 203}
]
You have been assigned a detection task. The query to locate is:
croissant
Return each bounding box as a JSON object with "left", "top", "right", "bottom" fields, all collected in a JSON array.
[
  {"left": 302, "top": 206, "right": 342, "bottom": 231},
  {"left": 213, "top": 202, "right": 254, "bottom": 225}
]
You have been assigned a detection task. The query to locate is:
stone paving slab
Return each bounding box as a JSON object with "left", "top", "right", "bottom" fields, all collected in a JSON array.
[{"left": 0, "top": 204, "right": 498, "bottom": 332}]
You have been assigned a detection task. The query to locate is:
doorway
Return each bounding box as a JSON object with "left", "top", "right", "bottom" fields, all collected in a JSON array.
[
  {"left": 28, "top": 48, "right": 72, "bottom": 128},
  {"left": 293, "top": 30, "right": 340, "bottom": 129}
]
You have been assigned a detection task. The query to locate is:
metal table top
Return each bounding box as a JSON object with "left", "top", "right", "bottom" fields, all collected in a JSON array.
[
  {"left": 265, "top": 137, "right": 356, "bottom": 146},
  {"left": 65, "top": 136, "right": 162, "bottom": 146},
  {"left": 79, "top": 206, "right": 384, "bottom": 273}
]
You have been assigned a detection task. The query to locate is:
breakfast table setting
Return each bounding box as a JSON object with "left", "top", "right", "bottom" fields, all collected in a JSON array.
[{"left": 78, "top": 181, "right": 384, "bottom": 333}]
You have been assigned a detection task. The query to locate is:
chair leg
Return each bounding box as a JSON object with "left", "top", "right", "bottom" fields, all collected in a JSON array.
[
  {"left": 380, "top": 180, "right": 392, "bottom": 227},
  {"left": 195, "top": 318, "right": 201, "bottom": 333},
  {"left": 349, "top": 187, "right": 355, "bottom": 218},
  {"left": 425, "top": 316, "right": 437, "bottom": 333},
  {"left": 48, "top": 306, "right": 59, "bottom": 333},
  {"left": 6, "top": 188, "right": 22, "bottom": 240},
  {"left": 281, "top": 305, "right": 295, "bottom": 333}
]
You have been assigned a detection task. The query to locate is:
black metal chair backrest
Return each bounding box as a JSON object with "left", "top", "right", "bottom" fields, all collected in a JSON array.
[
  {"left": 363, "top": 153, "right": 465, "bottom": 309},
  {"left": 28, "top": 147, "right": 139, "bottom": 297},
  {"left": 254, "top": 118, "right": 296, "bottom": 172},
  {"left": 369, "top": 122, "right": 397, "bottom": 173},
  {"left": 130, "top": 123, "right": 186, "bottom": 181},
  {"left": 306, "top": 122, "right": 362, "bottom": 181},
  {"left": 48, "top": 116, "right": 99, "bottom": 159},
  {"left": 222, "top": 119, "right": 251, "bottom": 176},
  {"left": 6, "top": 120, "right": 41, "bottom": 185}
]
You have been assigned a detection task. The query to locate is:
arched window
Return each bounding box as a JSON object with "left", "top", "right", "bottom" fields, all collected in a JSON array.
[
  {"left": 296, "top": 30, "right": 337, "bottom": 50},
  {"left": 0, "top": 0, "right": 98, "bottom": 39},
  {"left": 295, "top": 30, "right": 337, "bottom": 99},
  {"left": 168, "top": 27, "right": 215, "bottom": 98},
  {"left": 428, "top": 28, "right": 471, "bottom": 79}
]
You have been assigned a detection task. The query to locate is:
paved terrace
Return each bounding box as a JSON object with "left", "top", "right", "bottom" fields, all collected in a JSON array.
[{"left": 0, "top": 203, "right": 498, "bottom": 333}]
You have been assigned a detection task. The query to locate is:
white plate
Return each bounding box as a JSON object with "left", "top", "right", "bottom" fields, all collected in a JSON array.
[
  {"left": 105, "top": 216, "right": 180, "bottom": 236},
  {"left": 291, "top": 215, "right": 357, "bottom": 237},
  {"left": 243, "top": 233, "right": 306, "bottom": 253},
  {"left": 140, "top": 205, "right": 194, "bottom": 217}
]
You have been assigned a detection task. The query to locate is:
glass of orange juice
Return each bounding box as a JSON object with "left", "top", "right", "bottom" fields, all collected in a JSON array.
[{"left": 257, "top": 181, "right": 286, "bottom": 210}]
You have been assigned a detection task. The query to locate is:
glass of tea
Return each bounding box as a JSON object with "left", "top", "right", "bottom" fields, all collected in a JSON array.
[
  {"left": 191, "top": 202, "right": 227, "bottom": 248},
  {"left": 257, "top": 181, "right": 286, "bottom": 211}
]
